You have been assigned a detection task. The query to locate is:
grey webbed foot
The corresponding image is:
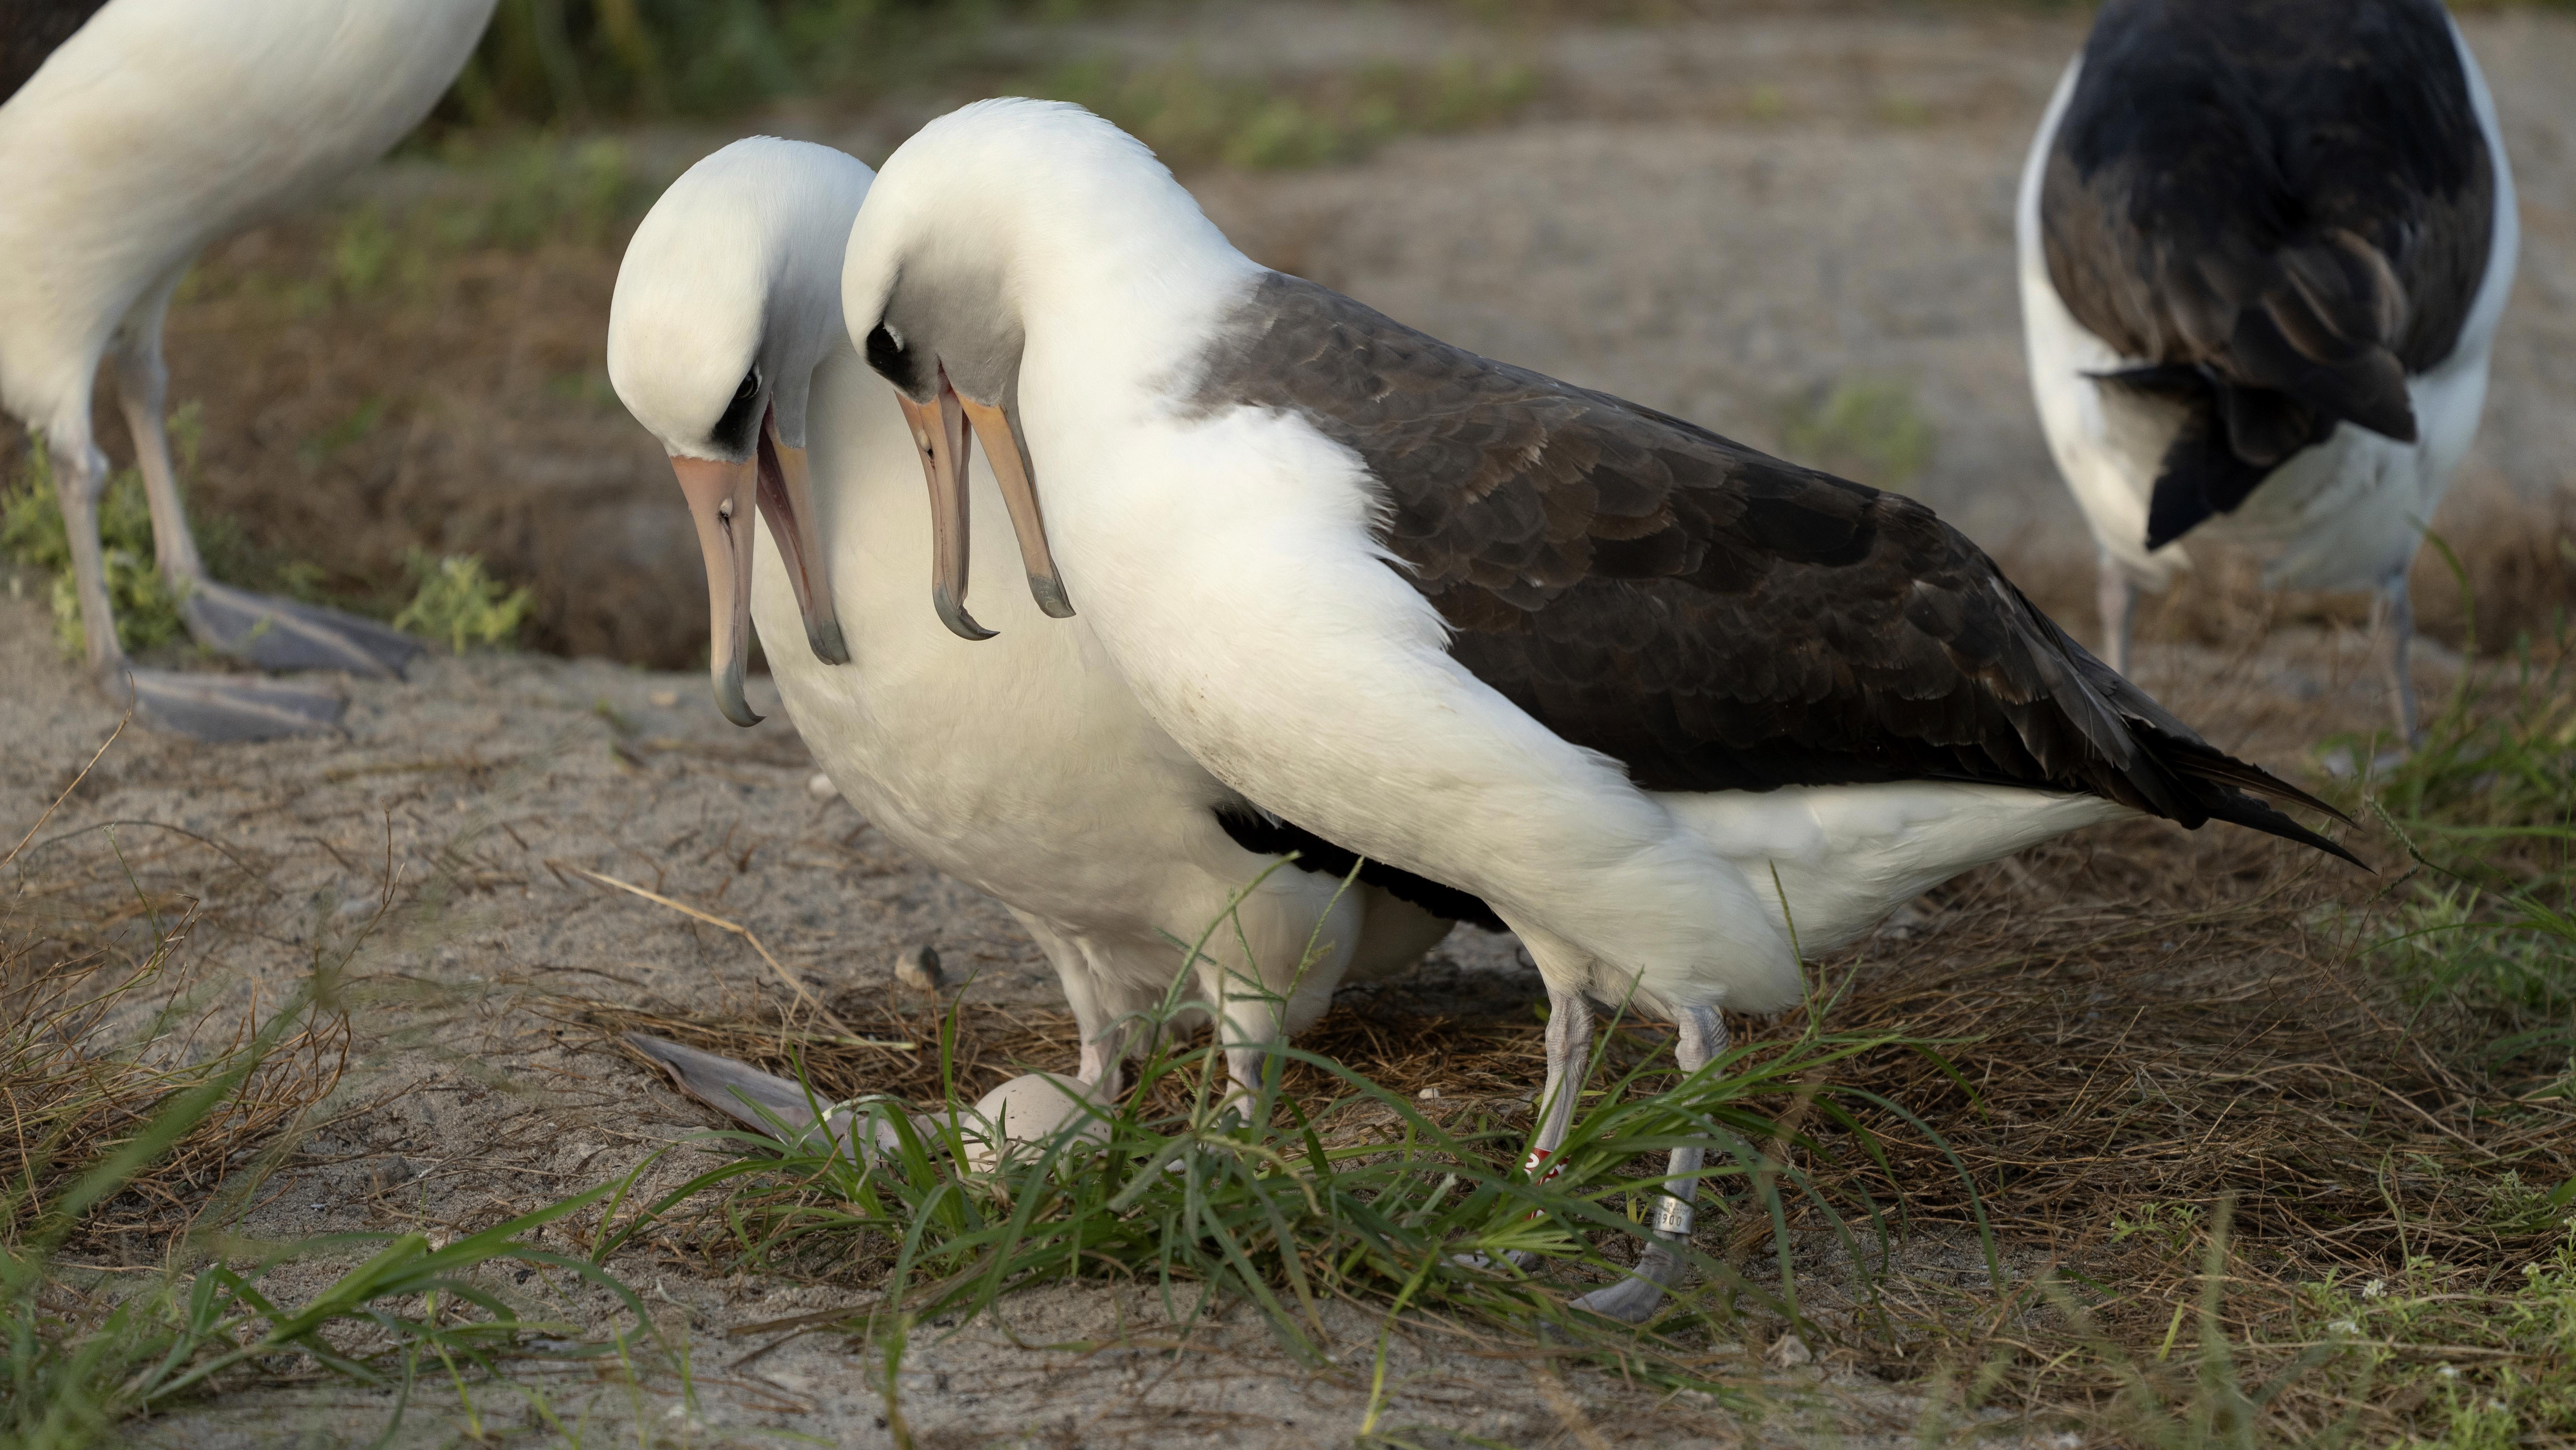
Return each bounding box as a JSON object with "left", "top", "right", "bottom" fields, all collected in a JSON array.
[
  {"left": 119, "top": 667, "right": 345, "bottom": 742},
  {"left": 1570, "top": 1237, "right": 1689, "bottom": 1322},
  {"left": 626, "top": 1032, "right": 901, "bottom": 1162},
  {"left": 183, "top": 580, "right": 423, "bottom": 677}
]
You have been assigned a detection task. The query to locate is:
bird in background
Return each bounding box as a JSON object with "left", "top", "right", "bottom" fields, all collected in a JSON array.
[
  {"left": 0, "top": 0, "right": 500, "bottom": 740},
  {"left": 836, "top": 97, "right": 2362, "bottom": 1321},
  {"left": 2018, "top": 0, "right": 2517, "bottom": 748}
]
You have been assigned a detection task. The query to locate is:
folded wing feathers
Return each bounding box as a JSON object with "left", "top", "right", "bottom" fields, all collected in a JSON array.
[{"left": 1191, "top": 273, "right": 2354, "bottom": 868}]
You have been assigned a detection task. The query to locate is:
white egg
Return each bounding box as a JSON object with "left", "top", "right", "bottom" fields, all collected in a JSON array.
[{"left": 958, "top": 1072, "right": 1110, "bottom": 1173}]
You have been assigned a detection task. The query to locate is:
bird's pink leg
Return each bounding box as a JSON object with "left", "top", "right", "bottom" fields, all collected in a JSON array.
[
  {"left": 1572, "top": 1005, "right": 1725, "bottom": 1322},
  {"left": 1524, "top": 985, "right": 1594, "bottom": 1185},
  {"left": 111, "top": 273, "right": 206, "bottom": 587},
  {"left": 48, "top": 436, "right": 128, "bottom": 676},
  {"left": 2370, "top": 574, "right": 2422, "bottom": 750},
  {"left": 108, "top": 282, "right": 419, "bottom": 681},
  {"left": 2098, "top": 548, "right": 2138, "bottom": 676}
]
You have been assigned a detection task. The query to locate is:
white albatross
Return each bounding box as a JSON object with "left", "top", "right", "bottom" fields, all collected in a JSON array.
[
  {"left": 834, "top": 99, "right": 2364, "bottom": 1320},
  {"left": 0, "top": 0, "right": 495, "bottom": 740},
  {"left": 2017, "top": 0, "right": 2517, "bottom": 745},
  {"left": 603, "top": 137, "right": 1470, "bottom": 1121}
]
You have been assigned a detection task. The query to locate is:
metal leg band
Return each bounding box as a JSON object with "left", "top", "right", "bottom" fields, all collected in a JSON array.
[{"left": 1650, "top": 1192, "right": 1695, "bottom": 1237}]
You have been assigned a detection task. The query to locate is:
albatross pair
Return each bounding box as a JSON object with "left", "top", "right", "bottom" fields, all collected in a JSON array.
[
  {"left": 606, "top": 139, "right": 1467, "bottom": 1120},
  {"left": 617, "top": 106, "right": 2356, "bottom": 1321}
]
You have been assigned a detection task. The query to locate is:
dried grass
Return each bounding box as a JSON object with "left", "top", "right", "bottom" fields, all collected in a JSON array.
[
  {"left": 547, "top": 736, "right": 2571, "bottom": 1441},
  {"left": 1, "top": 735, "right": 349, "bottom": 1248},
  {"left": 1998, "top": 488, "right": 2576, "bottom": 668}
]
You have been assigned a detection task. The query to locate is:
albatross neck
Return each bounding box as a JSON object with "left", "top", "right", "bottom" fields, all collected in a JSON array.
[{"left": 999, "top": 162, "right": 1265, "bottom": 400}]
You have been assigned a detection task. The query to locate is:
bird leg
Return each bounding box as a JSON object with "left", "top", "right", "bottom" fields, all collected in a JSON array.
[
  {"left": 2370, "top": 574, "right": 2422, "bottom": 751},
  {"left": 2097, "top": 548, "right": 2138, "bottom": 676},
  {"left": 1026, "top": 920, "right": 1125, "bottom": 1099},
  {"left": 48, "top": 425, "right": 346, "bottom": 741},
  {"left": 110, "top": 300, "right": 421, "bottom": 680},
  {"left": 1526, "top": 986, "right": 1595, "bottom": 1182},
  {"left": 50, "top": 439, "right": 127, "bottom": 675},
  {"left": 1077, "top": 1033, "right": 1126, "bottom": 1101},
  {"left": 1219, "top": 994, "right": 1284, "bottom": 1120},
  {"left": 1572, "top": 1004, "right": 1726, "bottom": 1323},
  {"left": 1451, "top": 986, "right": 1594, "bottom": 1274}
]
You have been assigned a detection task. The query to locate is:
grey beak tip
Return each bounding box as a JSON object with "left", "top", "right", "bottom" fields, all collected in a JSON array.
[
  {"left": 715, "top": 691, "right": 764, "bottom": 728},
  {"left": 807, "top": 619, "right": 852, "bottom": 666},
  {"left": 1028, "top": 575, "right": 1077, "bottom": 620},
  {"left": 932, "top": 587, "right": 997, "bottom": 643}
]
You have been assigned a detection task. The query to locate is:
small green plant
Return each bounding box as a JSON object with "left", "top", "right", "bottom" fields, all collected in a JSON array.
[
  {"left": 2110, "top": 1200, "right": 2203, "bottom": 1257},
  {"left": 393, "top": 550, "right": 533, "bottom": 654},
  {"left": 0, "top": 445, "right": 186, "bottom": 658},
  {"left": 2348, "top": 570, "right": 2574, "bottom": 1076},
  {"left": 1782, "top": 377, "right": 1936, "bottom": 492}
]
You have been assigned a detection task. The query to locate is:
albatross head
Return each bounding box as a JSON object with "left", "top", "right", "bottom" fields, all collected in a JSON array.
[
  {"left": 607, "top": 137, "right": 869, "bottom": 726},
  {"left": 839, "top": 99, "right": 1223, "bottom": 641}
]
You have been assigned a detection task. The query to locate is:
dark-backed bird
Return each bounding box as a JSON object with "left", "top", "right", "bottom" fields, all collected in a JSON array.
[
  {"left": 2018, "top": 0, "right": 2517, "bottom": 746},
  {"left": 0, "top": 0, "right": 498, "bottom": 740},
  {"left": 837, "top": 99, "right": 2363, "bottom": 1320},
  {"left": 606, "top": 137, "right": 1469, "bottom": 1111}
]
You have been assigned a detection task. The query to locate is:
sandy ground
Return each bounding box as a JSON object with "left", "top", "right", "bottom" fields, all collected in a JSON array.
[
  {"left": 5, "top": 3, "right": 2569, "bottom": 1446},
  {"left": 5, "top": 571, "right": 2446, "bottom": 1450}
]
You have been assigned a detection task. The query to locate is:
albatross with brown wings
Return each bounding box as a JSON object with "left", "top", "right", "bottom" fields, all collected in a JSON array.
[{"left": 835, "top": 98, "right": 2363, "bottom": 1321}]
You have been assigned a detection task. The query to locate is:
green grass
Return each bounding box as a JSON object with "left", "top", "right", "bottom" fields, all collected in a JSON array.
[
  {"left": 2348, "top": 561, "right": 2574, "bottom": 1083},
  {"left": 587, "top": 871, "right": 1979, "bottom": 1414},
  {"left": 1, "top": 824, "right": 655, "bottom": 1448},
  {"left": 2049, "top": 576, "right": 2576, "bottom": 1446},
  {"left": 436, "top": 2, "right": 1541, "bottom": 171},
  {"left": 2008, "top": 1201, "right": 2576, "bottom": 1449},
  {"left": 441, "top": 0, "right": 1022, "bottom": 127}
]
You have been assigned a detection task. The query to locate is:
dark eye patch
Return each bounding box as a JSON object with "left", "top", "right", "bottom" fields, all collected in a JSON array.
[
  {"left": 864, "top": 323, "right": 923, "bottom": 395},
  {"left": 710, "top": 367, "right": 761, "bottom": 457}
]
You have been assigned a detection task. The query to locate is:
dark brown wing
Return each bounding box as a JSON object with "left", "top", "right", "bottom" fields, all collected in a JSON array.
[
  {"left": 2040, "top": 0, "right": 2497, "bottom": 547},
  {"left": 1186, "top": 272, "right": 2356, "bottom": 863},
  {"left": 1, "top": 0, "right": 114, "bottom": 108}
]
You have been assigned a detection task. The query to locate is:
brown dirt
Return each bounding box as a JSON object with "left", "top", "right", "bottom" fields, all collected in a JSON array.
[{"left": 4, "top": 3, "right": 2573, "bottom": 1446}]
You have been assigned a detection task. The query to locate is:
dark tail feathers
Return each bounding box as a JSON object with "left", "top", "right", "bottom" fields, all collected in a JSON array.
[{"left": 2159, "top": 735, "right": 2367, "bottom": 871}]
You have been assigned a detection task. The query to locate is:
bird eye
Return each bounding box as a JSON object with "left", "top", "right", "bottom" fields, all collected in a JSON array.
[
  {"left": 710, "top": 365, "right": 762, "bottom": 456},
  {"left": 865, "top": 323, "right": 927, "bottom": 396}
]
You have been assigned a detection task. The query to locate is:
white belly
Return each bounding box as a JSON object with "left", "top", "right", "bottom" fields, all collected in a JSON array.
[
  {"left": 751, "top": 354, "right": 1442, "bottom": 1032},
  {"left": 752, "top": 355, "right": 1230, "bottom": 934}
]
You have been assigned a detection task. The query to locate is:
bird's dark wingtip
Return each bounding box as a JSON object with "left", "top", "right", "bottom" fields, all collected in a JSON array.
[{"left": 2210, "top": 790, "right": 2370, "bottom": 872}]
